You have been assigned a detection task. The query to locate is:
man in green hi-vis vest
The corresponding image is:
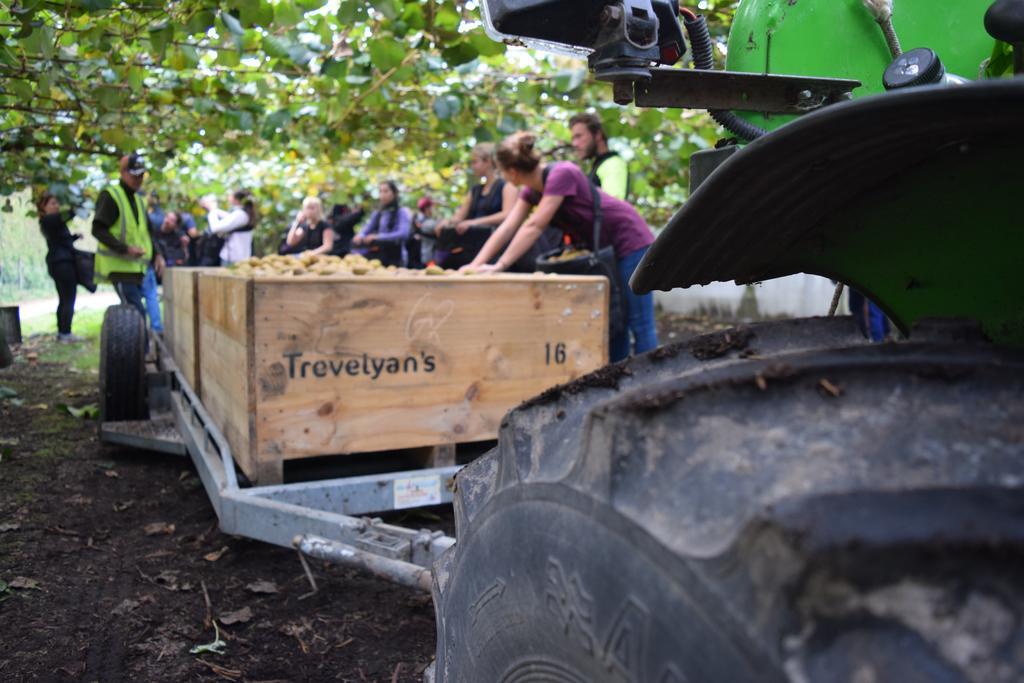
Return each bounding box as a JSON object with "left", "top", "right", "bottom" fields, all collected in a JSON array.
[
  {"left": 569, "top": 112, "right": 630, "bottom": 202},
  {"left": 92, "top": 153, "right": 165, "bottom": 323}
]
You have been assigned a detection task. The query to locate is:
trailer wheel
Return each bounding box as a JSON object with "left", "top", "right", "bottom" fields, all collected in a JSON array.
[
  {"left": 431, "top": 330, "right": 1024, "bottom": 682},
  {"left": 99, "top": 304, "right": 147, "bottom": 422}
]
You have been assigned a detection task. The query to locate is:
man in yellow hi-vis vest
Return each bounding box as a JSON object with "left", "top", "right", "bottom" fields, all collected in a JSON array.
[
  {"left": 569, "top": 112, "right": 630, "bottom": 201},
  {"left": 92, "top": 153, "right": 165, "bottom": 323}
]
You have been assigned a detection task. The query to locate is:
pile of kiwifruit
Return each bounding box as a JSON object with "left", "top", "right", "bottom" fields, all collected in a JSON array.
[{"left": 229, "top": 253, "right": 462, "bottom": 277}]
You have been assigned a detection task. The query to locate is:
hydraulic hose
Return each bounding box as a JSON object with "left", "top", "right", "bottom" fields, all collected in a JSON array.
[{"left": 684, "top": 14, "right": 768, "bottom": 142}]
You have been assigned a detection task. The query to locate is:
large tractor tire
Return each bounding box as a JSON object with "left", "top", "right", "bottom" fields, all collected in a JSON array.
[
  {"left": 99, "top": 304, "right": 147, "bottom": 422},
  {"left": 431, "top": 319, "right": 1024, "bottom": 682}
]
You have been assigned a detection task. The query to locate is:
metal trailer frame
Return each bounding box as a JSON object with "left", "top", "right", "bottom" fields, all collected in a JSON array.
[{"left": 100, "top": 335, "right": 458, "bottom": 592}]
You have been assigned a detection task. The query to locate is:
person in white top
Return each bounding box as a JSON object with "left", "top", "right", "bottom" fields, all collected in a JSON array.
[{"left": 198, "top": 189, "right": 259, "bottom": 265}]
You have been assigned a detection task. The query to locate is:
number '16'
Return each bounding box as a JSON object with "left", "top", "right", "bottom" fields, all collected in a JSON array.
[{"left": 545, "top": 342, "right": 567, "bottom": 365}]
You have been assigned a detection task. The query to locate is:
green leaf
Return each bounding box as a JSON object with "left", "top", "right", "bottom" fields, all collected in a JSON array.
[
  {"left": 337, "top": 3, "right": 366, "bottom": 24},
  {"left": 274, "top": 2, "right": 304, "bottom": 28},
  {"left": 372, "top": 0, "right": 400, "bottom": 21},
  {"left": 100, "top": 128, "right": 126, "bottom": 146},
  {"left": 0, "top": 387, "right": 17, "bottom": 400},
  {"left": 553, "top": 69, "right": 587, "bottom": 93},
  {"left": 441, "top": 41, "right": 478, "bottom": 67},
  {"left": 434, "top": 7, "right": 461, "bottom": 36},
  {"left": 468, "top": 31, "right": 505, "bottom": 58},
  {"left": 239, "top": 1, "right": 274, "bottom": 27},
  {"left": 637, "top": 109, "right": 663, "bottom": 135},
  {"left": 8, "top": 80, "right": 33, "bottom": 103},
  {"left": 220, "top": 11, "right": 244, "bottom": 36},
  {"left": 432, "top": 94, "right": 461, "bottom": 120},
  {"left": 0, "top": 44, "right": 17, "bottom": 67},
  {"left": 985, "top": 41, "right": 1014, "bottom": 78},
  {"left": 402, "top": 3, "right": 426, "bottom": 30},
  {"left": 185, "top": 9, "right": 217, "bottom": 36},
  {"left": 57, "top": 403, "right": 99, "bottom": 420},
  {"left": 189, "top": 636, "right": 227, "bottom": 655},
  {"left": 149, "top": 24, "right": 172, "bottom": 59},
  {"left": 261, "top": 35, "right": 290, "bottom": 60},
  {"left": 217, "top": 49, "right": 241, "bottom": 68},
  {"left": 126, "top": 67, "right": 146, "bottom": 94},
  {"left": 75, "top": 0, "right": 115, "bottom": 9},
  {"left": 320, "top": 58, "right": 347, "bottom": 79},
  {"left": 368, "top": 38, "right": 405, "bottom": 72},
  {"left": 286, "top": 43, "right": 315, "bottom": 66}
]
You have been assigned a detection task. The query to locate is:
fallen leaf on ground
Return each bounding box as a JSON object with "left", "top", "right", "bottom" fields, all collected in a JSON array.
[
  {"left": 113, "top": 500, "right": 134, "bottom": 512},
  {"left": 9, "top": 576, "right": 41, "bottom": 590},
  {"left": 111, "top": 598, "right": 140, "bottom": 616},
  {"left": 0, "top": 386, "right": 17, "bottom": 399},
  {"left": 95, "top": 461, "right": 116, "bottom": 470},
  {"left": 144, "top": 522, "right": 176, "bottom": 536},
  {"left": 204, "top": 546, "right": 229, "bottom": 562},
  {"left": 219, "top": 606, "right": 253, "bottom": 625},
  {"left": 103, "top": 470, "right": 120, "bottom": 479},
  {"left": 66, "top": 494, "right": 93, "bottom": 505},
  {"left": 31, "top": 403, "right": 48, "bottom": 410},
  {"left": 0, "top": 522, "right": 20, "bottom": 532},
  {"left": 245, "top": 580, "right": 279, "bottom": 595},
  {"left": 189, "top": 638, "right": 227, "bottom": 656},
  {"left": 58, "top": 403, "right": 100, "bottom": 420}
]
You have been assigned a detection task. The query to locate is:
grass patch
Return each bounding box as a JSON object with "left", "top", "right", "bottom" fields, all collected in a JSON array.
[{"left": 20, "top": 308, "right": 105, "bottom": 374}]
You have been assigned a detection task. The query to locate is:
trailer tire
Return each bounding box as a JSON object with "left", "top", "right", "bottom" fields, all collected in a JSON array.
[
  {"left": 431, "top": 329, "right": 1024, "bottom": 682},
  {"left": 99, "top": 304, "right": 147, "bottom": 422}
]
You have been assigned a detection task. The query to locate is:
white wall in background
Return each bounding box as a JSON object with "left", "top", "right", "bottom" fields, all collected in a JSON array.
[{"left": 654, "top": 274, "right": 842, "bottom": 320}]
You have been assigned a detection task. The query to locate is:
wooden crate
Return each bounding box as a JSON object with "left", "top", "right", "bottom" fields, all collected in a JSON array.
[
  {"left": 162, "top": 268, "right": 212, "bottom": 396},
  {"left": 198, "top": 271, "right": 608, "bottom": 483}
]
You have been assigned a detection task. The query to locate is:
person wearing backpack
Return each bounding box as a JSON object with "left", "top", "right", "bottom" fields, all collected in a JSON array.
[
  {"left": 199, "top": 190, "right": 259, "bottom": 265},
  {"left": 463, "top": 131, "right": 657, "bottom": 362}
]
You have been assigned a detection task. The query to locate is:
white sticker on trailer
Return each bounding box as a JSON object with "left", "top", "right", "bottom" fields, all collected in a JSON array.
[{"left": 394, "top": 475, "right": 442, "bottom": 510}]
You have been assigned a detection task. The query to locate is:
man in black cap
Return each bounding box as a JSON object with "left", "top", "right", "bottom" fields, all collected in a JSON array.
[{"left": 92, "top": 152, "right": 165, "bottom": 322}]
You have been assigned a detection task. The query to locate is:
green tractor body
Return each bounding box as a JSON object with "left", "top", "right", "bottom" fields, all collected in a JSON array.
[
  {"left": 430, "top": 3, "right": 1024, "bottom": 682},
  {"left": 630, "top": 0, "right": 1024, "bottom": 347}
]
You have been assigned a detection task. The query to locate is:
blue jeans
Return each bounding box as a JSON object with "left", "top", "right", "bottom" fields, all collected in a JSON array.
[
  {"left": 848, "top": 288, "right": 889, "bottom": 342},
  {"left": 142, "top": 266, "right": 163, "bottom": 333},
  {"left": 610, "top": 246, "right": 658, "bottom": 363},
  {"left": 114, "top": 281, "right": 150, "bottom": 351},
  {"left": 114, "top": 281, "right": 146, "bottom": 321}
]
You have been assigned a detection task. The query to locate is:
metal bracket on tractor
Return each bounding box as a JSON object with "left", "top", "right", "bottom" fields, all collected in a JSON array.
[
  {"left": 99, "top": 333, "right": 457, "bottom": 591},
  {"left": 614, "top": 67, "right": 860, "bottom": 113}
]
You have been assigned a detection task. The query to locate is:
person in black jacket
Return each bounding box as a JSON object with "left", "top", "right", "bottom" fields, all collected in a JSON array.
[
  {"left": 154, "top": 211, "right": 190, "bottom": 267},
  {"left": 37, "top": 192, "right": 83, "bottom": 342}
]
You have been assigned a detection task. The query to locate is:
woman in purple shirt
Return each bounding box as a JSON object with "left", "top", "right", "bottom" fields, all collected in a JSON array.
[
  {"left": 352, "top": 180, "right": 412, "bottom": 267},
  {"left": 465, "top": 131, "right": 658, "bottom": 362}
]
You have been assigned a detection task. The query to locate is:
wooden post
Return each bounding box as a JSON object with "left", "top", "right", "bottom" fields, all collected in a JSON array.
[{"left": 0, "top": 305, "right": 21, "bottom": 346}]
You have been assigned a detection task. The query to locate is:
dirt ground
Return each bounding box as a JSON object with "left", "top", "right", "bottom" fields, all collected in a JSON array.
[{"left": 0, "top": 312, "right": 722, "bottom": 682}]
